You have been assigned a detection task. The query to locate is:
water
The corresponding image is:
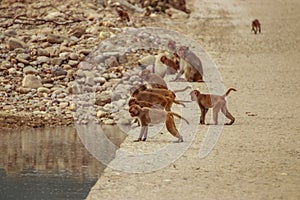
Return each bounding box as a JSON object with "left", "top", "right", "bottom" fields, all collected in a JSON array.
[{"left": 0, "top": 126, "right": 126, "bottom": 200}]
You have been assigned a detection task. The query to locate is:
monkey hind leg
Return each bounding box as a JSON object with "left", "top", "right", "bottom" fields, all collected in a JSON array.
[
  {"left": 221, "top": 106, "right": 235, "bottom": 125},
  {"left": 166, "top": 115, "right": 183, "bottom": 142}
]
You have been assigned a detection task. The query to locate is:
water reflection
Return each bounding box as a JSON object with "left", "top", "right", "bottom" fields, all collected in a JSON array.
[{"left": 0, "top": 126, "right": 126, "bottom": 200}]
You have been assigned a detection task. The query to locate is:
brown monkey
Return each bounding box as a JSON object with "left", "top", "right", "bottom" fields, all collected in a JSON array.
[
  {"left": 131, "top": 85, "right": 189, "bottom": 106},
  {"left": 129, "top": 104, "right": 189, "bottom": 142},
  {"left": 160, "top": 55, "right": 180, "bottom": 74},
  {"left": 175, "top": 46, "right": 204, "bottom": 82},
  {"left": 190, "top": 88, "right": 236, "bottom": 125},
  {"left": 116, "top": 6, "right": 130, "bottom": 22},
  {"left": 251, "top": 19, "right": 261, "bottom": 34},
  {"left": 131, "top": 90, "right": 183, "bottom": 111},
  {"left": 128, "top": 97, "right": 163, "bottom": 109}
]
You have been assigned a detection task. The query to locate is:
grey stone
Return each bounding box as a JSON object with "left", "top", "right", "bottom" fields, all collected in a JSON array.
[
  {"left": 23, "top": 66, "right": 38, "bottom": 75},
  {"left": 47, "top": 34, "right": 64, "bottom": 44},
  {"left": 105, "top": 56, "right": 119, "bottom": 68},
  {"left": 7, "top": 38, "right": 27, "bottom": 50},
  {"left": 36, "top": 56, "right": 50, "bottom": 65},
  {"left": 37, "top": 48, "right": 50, "bottom": 57},
  {"left": 22, "top": 74, "right": 43, "bottom": 89},
  {"left": 95, "top": 91, "right": 112, "bottom": 106},
  {"left": 69, "top": 52, "right": 79, "bottom": 60}
]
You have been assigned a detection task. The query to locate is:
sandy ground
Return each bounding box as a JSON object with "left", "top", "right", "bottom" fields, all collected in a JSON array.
[{"left": 86, "top": 0, "right": 300, "bottom": 199}]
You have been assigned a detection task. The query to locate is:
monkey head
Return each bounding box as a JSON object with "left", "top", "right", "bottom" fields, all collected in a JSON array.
[
  {"left": 141, "top": 69, "right": 151, "bottom": 80},
  {"left": 129, "top": 104, "right": 141, "bottom": 117},
  {"left": 128, "top": 98, "right": 138, "bottom": 107},
  {"left": 160, "top": 55, "right": 167, "bottom": 63},
  {"left": 167, "top": 40, "right": 176, "bottom": 52},
  {"left": 190, "top": 90, "right": 200, "bottom": 101},
  {"left": 178, "top": 46, "right": 188, "bottom": 58}
]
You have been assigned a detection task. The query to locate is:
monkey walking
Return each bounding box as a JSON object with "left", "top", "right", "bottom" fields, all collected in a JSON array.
[
  {"left": 190, "top": 88, "right": 236, "bottom": 125},
  {"left": 129, "top": 104, "right": 189, "bottom": 142},
  {"left": 251, "top": 19, "right": 261, "bottom": 34}
]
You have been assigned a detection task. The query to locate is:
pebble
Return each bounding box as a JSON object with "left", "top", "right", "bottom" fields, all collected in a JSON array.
[
  {"left": 23, "top": 66, "right": 38, "bottom": 75},
  {"left": 36, "top": 56, "right": 50, "bottom": 65},
  {"left": 22, "top": 74, "right": 43, "bottom": 89},
  {"left": 7, "top": 38, "right": 27, "bottom": 50},
  {"left": 37, "top": 48, "right": 50, "bottom": 57},
  {"left": 47, "top": 34, "right": 64, "bottom": 44}
]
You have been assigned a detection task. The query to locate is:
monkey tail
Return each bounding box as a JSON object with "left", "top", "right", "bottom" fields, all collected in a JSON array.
[
  {"left": 173, "top": 86, "right": 192, "bottom": 93},
  {"left": 170, "top": 112, "right": 190, "bottom": 124},
  {"left": 223, "top": 88, "right": 236, "bottom": 98},
  {"left": 173, "top": 100, "right": 186, "bottom": 107}
]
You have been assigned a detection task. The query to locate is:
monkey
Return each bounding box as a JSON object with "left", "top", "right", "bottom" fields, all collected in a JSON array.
[
  {"left": 128, "top": 97, "right": 164, "bottom": 125},
  {"left": 128, "top": 104, "right": 189, "bottom": 142},
  {"left": 128, "top": 97, "right": 163, "bottom": 109},
  {"left": 131, "top": 84, "right": 190, "bottom": 106},
  {"left": 131, "top": 90, "right": 184, "bottom": 111},
  {"left": 141, "top": 69, "right": 168, "bottom": 89},
  {"left": 190, "top": 88, "right": 236, "bottom": 125},
  {"left": 160, "top": 55, "right": 180, "bottom": 74},
  {"left": 174, "top": 46, "right": 204, "bottom": 82},
  {"left": 115, "top": 6, "right": 130, "bottom": 22},
  {"left": 251, "top": 19, "right": 261, "bottom": 34}
]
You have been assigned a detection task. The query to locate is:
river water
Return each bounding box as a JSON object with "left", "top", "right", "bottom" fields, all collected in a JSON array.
[{"left": 0, "top": 126, "right": 126, "bottom": 200}]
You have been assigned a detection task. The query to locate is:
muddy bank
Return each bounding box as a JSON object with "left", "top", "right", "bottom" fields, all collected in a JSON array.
[{"left": 86, "top": 0, "right": 300, "bottom": 199}]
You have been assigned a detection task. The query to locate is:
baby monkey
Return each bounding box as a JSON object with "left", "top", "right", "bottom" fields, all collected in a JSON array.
[
  {"left": 190, "top": 88, "right": 236, "bottom": 125},
  {"left": 129, "top": 104, "right": 189, "bottom": 142}
]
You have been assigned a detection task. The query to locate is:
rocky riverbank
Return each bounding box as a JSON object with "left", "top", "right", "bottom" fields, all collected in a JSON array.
[{"left": 0, "top": 0, "right": 190, "bottom": 128}]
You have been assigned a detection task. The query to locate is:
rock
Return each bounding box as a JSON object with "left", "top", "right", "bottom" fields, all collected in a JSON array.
[
  {"left": 69, "top": 52, "right": 79, "bottom": 60},
  {"left": 37, "top": 87, "right": 50, "bottom": 94},
  {"left": 96, "top": 110, "right": 107, "bottom": 118},
  {"left": 94, "top": 77, "right": 106, "bottom": 84},
  {"left": 23, "top": 66, "right": 38, "bottom": 75},
  {"left": 36, "top": 56, "right": 50, "bottom": 65},
  {"left": 7, "top": 38, "right": 27, "bottom": 50},
  {"left": 4, "top": 29, "right": 17, "bottom": 37},
  {"left": 95, "top": 91, "right": 112, "bottom": 106},
  {"left": 51, "top": 57, "right": 63, "bottom": 65},
  {"left": 47, "top": 34, "right": 64, "bottom": 44},
  {"left": 102, "top": 118, "right": 115, "bottom": 125},
  {"left": 105, "top": 56, "right": 119, "bottom": 68},
  {"left": 22, "top": 74, "right": 43, "bottom": 89},
  {"left": 68, "top": 60, "right": 79, "bottom": 66},
  {"left": 78, "top": 61, "right": 93, "bottom": 70},
  {"left": 68, "top": 26, "right": 86, "bottom": 38},
  {"left": 52, "top": 66, "right": 67, "bottom": 76},
  {"left": 59, "top": 102, "right": 69, "bottom": 108},
  {"left": 45, "top": 12, "right": 65, "bottom": 20},
  {"left": 59, "top": 52, "right": 69, "bottom": 60},
  {"left": 8, "top": 68, "right": 16, "bottom": 75},
  {"left": 37, "top": 48, "right": 50, "bottom": 57},
  {"left": 17, "top": 87, "right": 32, "bottom": 94}
]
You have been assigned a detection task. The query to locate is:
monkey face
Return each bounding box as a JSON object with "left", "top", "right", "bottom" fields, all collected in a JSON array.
[
  {"left": 129, "top": 105, "right": 141, "bottom": 117},
  {"left": 167, "top": 40, "right": 176, "bottom": 51},
  {"left": 190, "top": 90, "right": 199, "bottom": 101},
  {"left": 141, "top": 69, "right": 150, "bottom": 79}
]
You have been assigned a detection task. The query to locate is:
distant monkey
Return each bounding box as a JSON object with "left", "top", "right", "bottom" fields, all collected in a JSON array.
[
  {"left": 129, "top": 104, "right": 189, "bottom": 142},
  {"left": 190, "top": 88, "right": 236, "bottom": 125},
  {"left": 251, "top": 19, "right": 261, "bottom": 34}
]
